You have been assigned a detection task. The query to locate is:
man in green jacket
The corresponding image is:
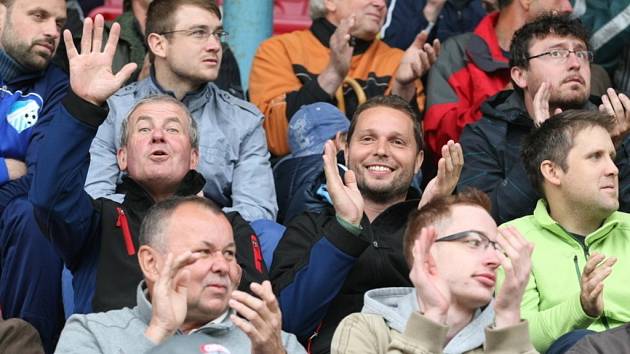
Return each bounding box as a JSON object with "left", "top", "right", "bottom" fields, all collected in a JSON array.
[{"left": 500, "top": 110, "right": 630, "bottom": 353}]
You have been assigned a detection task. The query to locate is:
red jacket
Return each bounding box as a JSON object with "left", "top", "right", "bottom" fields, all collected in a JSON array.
[{"left": 423, "top": 12, "right": 510, "bottom": 155}]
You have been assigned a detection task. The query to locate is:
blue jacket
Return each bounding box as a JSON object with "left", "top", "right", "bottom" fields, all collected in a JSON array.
[
  {"left": 0, "top": 64, "right": 68, "bottom": 208},
  {"left": 381, "top": 0, "right": 486, "bottom": 50}
]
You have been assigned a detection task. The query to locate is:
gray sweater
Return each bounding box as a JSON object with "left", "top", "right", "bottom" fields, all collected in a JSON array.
[{"left": 55, "top": 283, "right": 306, "bottom": 354}]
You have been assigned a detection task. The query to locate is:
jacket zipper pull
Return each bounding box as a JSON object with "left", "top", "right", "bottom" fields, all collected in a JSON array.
[{"left": 116, "top": 207, "right": 136, "bottom": 256}]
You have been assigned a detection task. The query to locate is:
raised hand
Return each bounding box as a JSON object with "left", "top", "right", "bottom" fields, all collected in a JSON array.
[
  {"left": 409, "top": 227, "right": 450, "bottom": 324},
  {"left": 532, "top": 82, "right": 562, "bottom": 127},
  {"left": 419, "top": 140, "right": 463, "bottom": 208},
  {"left": 494, "top": 227, "right": 533, "bottom": 328},
  {"left": 392, "top": 31, "right": 440, "bottom": 101},
  {"left": 229, "top": 281, "right": 286, "bottom": 354},
  {"left": 145, "top": 251, "right": 200, "bottom": 344},
  {"left": 580, "top": 252, "right": 616, "bottom": 318},
  {"left": 323, "top": 140, "right": 364, "bottom": 226},
  {"left": 599, "top": 88, "right": 630, "bottom": 142},
  {"left": 317, "top": 16, "right": 355, "bottom": 96},
  {"left": 64, "top": 14, "right": 137, "bottom": 106}
]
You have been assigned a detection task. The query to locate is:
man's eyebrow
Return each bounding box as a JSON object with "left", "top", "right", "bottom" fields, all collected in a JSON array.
[{"left": 200, "top": 240, "right": 235, "bottom": 249}]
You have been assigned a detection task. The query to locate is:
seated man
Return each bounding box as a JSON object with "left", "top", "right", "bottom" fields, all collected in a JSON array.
[
  {"left": 55, "top": 196, "right": 305, "bottom": 354},
  {"left": 270, "top": 95, "right": 464, "bottom": 353},
  {"left": 85, "top": 0, "right": 276, "bottom": 221},
  {"left": 457, "top": 14, "right": 630, "bottom": 224},
  {"left": 29, "top": 16, "right": 266, "bottom": 314},
  {"left": 499, "top": 110, "right": 630, "bottom": 352},
  {"left": 0, "top": 0, "right": 69, "bottom": 350},
  {"left": 332, "top": 190, "right": 536, "bottom": 354},
  {"left": 249, "top": 0, "right": 439, "bottom": 156},
  {"left": 423, "top": 0, "right": 572, "bottom": 155}
]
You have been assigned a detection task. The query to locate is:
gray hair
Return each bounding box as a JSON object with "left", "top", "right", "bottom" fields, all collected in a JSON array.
[
  {"left": 119, "top": 95, "right": 199, "bottom": 149},
  {"left": 309, "top": 0, "right": 327, "bottom": 20},
  {"left": 139, "top": 196, "right": 224, "bottom": 251}
]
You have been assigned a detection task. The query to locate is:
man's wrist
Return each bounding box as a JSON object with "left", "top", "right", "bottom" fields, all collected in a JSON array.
[
  {"left": 317, "top": 65, "right": 344, "bottom": 96},
  {"left": 145, "top": 322, "right": 175, "bottom": 344},
  {"left": 493, "top": 309, "right": 521, "bottom": 329}
]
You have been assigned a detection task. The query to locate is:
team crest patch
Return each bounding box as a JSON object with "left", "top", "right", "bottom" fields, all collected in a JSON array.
[{"left": 3, "top": 89, "right": 44, "bottom": 134}]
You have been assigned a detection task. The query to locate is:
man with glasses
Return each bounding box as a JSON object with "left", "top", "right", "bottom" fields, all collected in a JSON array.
[
  {"left": 84, "top": 0, "right": 277, "bottom": 222},
  {"left": 500, "top": 110, "right": 630, "bottom": 353},
  {"left": 332, "top": 189, "right": 537, "bottom": 354},
  {"left": 456, "top": 14, "right": 630, "bottom": 224}
]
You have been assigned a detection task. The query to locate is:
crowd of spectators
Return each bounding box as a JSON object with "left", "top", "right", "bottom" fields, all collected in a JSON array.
[{"left": 2, "top": 0, "right": 630, "bottom": 353}]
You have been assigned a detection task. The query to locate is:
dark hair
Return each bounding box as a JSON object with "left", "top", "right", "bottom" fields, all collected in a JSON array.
[
  {"left": 521, "top": 110, "right": 615, "bottom": 195},
  {"left": 145, "top": 0, "right": 221, "bottom": 60},
  {"left": 139, "top": 196, "right": 223, "bottom": 250},
  {"left": 403, "top": 189, "right": 491, "bottom": 267},
  {"left": 346, "top": 95, "right": 424, "bottom": 152},
  {"left": 510, "top": 14, "right": 590, "bottom": 70}
]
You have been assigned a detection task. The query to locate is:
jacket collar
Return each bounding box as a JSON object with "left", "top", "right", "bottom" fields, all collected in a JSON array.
[
  {"left": 143, "top": 70, "right": 219, "bottom": 113},
  {"left": 310, "top": 17, "right": 373, "bottom": 55},
  {"left": 362, "top": 287, "right": 494, "bottom": 354},
  {"left": 465, "top": 12, "right": 509, "bottom": 73},
  {"left": 533, "top": 199, "right": 623, "bottom": 245},
  {"left": 117, "top": 170, "right": 206, "bottom": 210},
  {"left": 135, "top": 281, "right": 235, "bottom": 335}
]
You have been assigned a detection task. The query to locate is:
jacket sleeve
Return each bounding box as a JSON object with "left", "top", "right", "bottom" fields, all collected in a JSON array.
[
  {"left": 270, "top": 213, "right": 370, "bottom": 337},
  {"left": 484, "top": 321, "right": 539, "bottom": 354},
  {"left": 29, "top": 91, "right": 106, "bottom": 269},
  {"left": 226, "top": 211, "right": 269, "bottom": 292},
  {"left": 84, "top": 99, "right": 125, "bottom": 202},
  {"left": 456, "top": 122, "right": 538, "bottom": 224},
  {"left": 249, "top": 36, "right": 333, "bottom": 156},
  {"left": 423, "top": 39, "right": 484, "bottom": 155},
  {"left": 221, "top": 117, "right": 278, "bottom": 221}
]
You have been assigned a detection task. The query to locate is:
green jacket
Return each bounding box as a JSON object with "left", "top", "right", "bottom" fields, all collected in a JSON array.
[{"left": 499, "top": 200, "right": 630, "bottom": 352}]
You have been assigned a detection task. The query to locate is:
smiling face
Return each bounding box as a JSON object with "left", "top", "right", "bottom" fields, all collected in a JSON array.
[
  {"left": 117, "top": 100, "right": 199, "bottom": 194},
  {"left": 325, "top": 0, "right": 387, "bottom": 40},
  {"left": 431, "top": 205, "right": 500, "bottom": 309},
  {"left": 162, "top": 203, "right": 241, "bottom": 324},
  {"left": 554, "top": 126, "right": 619, "bottom": 218},
  {"left": 515, "top": 35, "right": 591, "bottom": 111},
  {"left": 0, "top": 0, "right": 66, "bottom": 71},
  {"left": 344, "top": 106, "right": 422, "bottom": 205}
]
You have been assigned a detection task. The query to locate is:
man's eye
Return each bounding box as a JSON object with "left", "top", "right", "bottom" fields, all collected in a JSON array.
[
  {"left": 465, "top": 239, "right": 482, "bottom": 248},
  {"left": 166, "top": 128, "right": 180, "bottom": 133},
  {"left": 138, "top": 127, "right": 151, "bottom": 133},
  {"left": 549, "top": 50, "right": 562, "bottom": 58},
  {"left": 192, "top": 30, "right": 208, "bottom": 38},
  {"left": 224, "top": 250, "right": 235, "bottom": 259}
]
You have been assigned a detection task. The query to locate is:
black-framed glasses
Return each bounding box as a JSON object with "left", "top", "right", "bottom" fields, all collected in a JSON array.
[
  {"left": 160, "top": 28, "right": 229, "bottom": 43},
  {"left": 527, "top": 49, "right": 593, "bottom": 63},
  {"left": 435, "top": 230, "right": 502, "bottom": 252}
]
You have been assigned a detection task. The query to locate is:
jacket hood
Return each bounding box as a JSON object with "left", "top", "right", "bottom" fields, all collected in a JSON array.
[{"left": 362, "top": 287, "right": 495, "bottom": 354}]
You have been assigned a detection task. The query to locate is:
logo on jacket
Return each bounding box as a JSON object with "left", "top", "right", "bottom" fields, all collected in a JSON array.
[
  {"left": 2, "top": 89, "right": 43, "bottom": 134},
  {"left": 199, "top": 343, "right": 230, "bottom": 353}
]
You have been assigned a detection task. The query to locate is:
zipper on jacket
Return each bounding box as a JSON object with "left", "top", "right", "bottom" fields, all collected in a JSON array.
[
  {"left": 573, "top": 255, "right": 611, "bottom": 329},
  {"left": 306, "top": 321, "right": 323, "bottom": 354},
  {"left": 250, "top": 234, "right": 264, "bottom": 273},
  {"left": 115, "top": 207, "right": 136, "bottom": 256}
]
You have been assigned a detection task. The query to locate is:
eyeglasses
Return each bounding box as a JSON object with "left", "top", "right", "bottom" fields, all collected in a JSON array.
[
  {"left": 527, "top": 49, "right": 594, "bottom": 63},
  {"left": 435, "top": 230, "right": 502, "bottom": 252},
  {"left": 160, "top": 28, "right": 229, "bottom": 43}
]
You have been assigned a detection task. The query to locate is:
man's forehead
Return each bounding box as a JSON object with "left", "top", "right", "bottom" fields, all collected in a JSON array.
[
  {"left": 12, "top": 0, "right": 67, "bottom": 18},
  {"left": 172, "top": 4, "right": 221, "bottom": 28},
  {"left": 130, "top": 102, "right": 188, "bottom": 124},
  {"left": 530, "top": 35, "right": 587, "bottom": 50}
]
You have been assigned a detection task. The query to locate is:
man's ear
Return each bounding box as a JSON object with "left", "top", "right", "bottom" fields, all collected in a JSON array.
[
  {"left": 138, "top": 245, "right": 161, "bottom": 283},
  {"left": 147, "top": 32, "right": 167, "bottom": 60},
  {"left": 324, "top": 0, "right": 337, "bottom": 13},
  {"left": 540, "top": 160, "right": 562, "bottom": 187},
  {"left": 511, "top": 66, "right": 528, "bottom": 90},
  {"left": 189, "top": 148, "right": 199, "bottom": 169},
  {"left": 334, "top": 131, "right": 346, "bottom": 152},
  {"left": 518, "top": 0, "right": 532, "bottom": 11},
  {"left": 117, "top": 147, "right": 128, "bottom": 172},
  {"left": 414, "top": 150, "right": 424, "bottom": 174}
]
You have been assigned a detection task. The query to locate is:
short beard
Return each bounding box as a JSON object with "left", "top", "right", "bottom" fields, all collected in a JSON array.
[{"left": 357, "top": 179, "right": 410, "bottom": 205}]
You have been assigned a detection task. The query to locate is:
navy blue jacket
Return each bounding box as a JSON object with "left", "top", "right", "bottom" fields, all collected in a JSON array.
[
  {"left": 381, "top": 0, "right": 486, "bottom": 50},
  {"left": 0, "top": 65, "right": 68, "bottom": 210},
  {"left": 270, "top": 191, "right": 419, "bottom": 354}
]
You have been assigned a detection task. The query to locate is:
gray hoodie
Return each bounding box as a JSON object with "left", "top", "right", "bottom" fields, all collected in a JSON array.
[{"left": 361, "top": 287, "right": 495, "bottom": 354}]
